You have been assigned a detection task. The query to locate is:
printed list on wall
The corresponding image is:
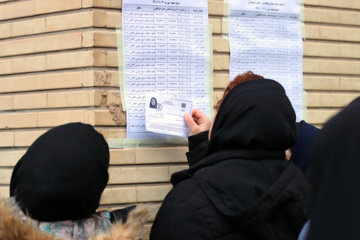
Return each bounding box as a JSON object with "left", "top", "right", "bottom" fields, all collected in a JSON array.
[
  {"left": 229, "top": 0, "right": 304, "bottom": 121},
  {"left": 122, "top": 0, "right": 210, "bottom": 139}
]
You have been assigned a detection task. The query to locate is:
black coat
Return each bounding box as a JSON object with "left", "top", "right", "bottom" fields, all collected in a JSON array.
[
  {"left": 150, "top": 79, "right": 310, "bottom": 240},
  {"left": 308, "top": 97, "right": 360, "bottom": 240}
]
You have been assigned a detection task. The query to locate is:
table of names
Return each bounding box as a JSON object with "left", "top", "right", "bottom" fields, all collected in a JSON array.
[{"left": 123, "top": 0, "right": 210, "bottom": 139}]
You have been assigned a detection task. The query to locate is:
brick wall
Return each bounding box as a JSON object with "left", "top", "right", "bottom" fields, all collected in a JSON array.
[{"left": 0, "top": 0, "right": 360, "bottom": 237}]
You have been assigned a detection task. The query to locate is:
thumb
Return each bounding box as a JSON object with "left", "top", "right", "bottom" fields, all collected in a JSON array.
[{"left": 184, "top": 113, "right": 197, "bottom": 129}]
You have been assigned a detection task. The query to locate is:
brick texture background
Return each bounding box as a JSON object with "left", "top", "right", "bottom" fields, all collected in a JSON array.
[{"left": 0, "top": 0, "right": 360, "bottom": 237}]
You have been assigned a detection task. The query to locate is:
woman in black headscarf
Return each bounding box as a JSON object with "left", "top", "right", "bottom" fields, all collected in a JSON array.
[
  {"left": 3, "top": 122, "right": 148, "bottom": 240},
  {"left": 302, "top": 97, "right": 360, "bottom": 240},
  {"left": 10, "top": 122, "right": 110, "bottom": 222},
  {"left": 150, "top": 72, "right": 310, "bottom": 240}
]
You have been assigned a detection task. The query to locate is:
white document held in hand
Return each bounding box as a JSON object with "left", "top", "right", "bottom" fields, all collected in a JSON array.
[{"left": 145, "top": 94, "right": 192, "bottom": 137}]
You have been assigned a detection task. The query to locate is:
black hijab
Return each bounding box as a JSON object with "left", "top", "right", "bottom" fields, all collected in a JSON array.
[
  {"left": 10, "top": 122, "right": 109, "bottom": 222},
  {"left": 206, "top": 78, "right": 296, "bottom": 157},
  {"left": 308, "top": 97, "right": 360, "bottom": 239}
]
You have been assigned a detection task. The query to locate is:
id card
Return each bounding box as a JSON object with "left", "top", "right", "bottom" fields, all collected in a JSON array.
[{"left": 145, "top": 94, "right": 192, "bottom": 137}]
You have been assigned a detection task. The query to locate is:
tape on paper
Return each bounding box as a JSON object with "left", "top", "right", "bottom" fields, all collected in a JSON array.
[
  {"left": 116, "top": 28, "right": 128, "bottom": 111},
  {"left": 206, "top": 24, "right": 214, "bottom": 118}
]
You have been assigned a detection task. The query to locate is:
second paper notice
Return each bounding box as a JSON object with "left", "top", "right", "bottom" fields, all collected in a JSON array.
[{"left": 229, "top": 0, "right": 303, "bottom": 121}]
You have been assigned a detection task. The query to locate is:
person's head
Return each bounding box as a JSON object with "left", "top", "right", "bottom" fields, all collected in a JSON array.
[
  {"left": 10, "top": 122, "right": 109, "bottom": 222},
  {"left": 209, "top": 71, "right": 264, "bottom": 138},
  {"left": 206, "top": 71, "right": 296, "bottom": 157},
  {"left": 214, "top": 71, "right": 265, "bottom": 113},
  {"left": 308, "top": 97, "right": 360, "bottom": 239}
]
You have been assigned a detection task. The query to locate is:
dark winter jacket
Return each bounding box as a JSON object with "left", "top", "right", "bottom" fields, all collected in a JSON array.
[
  {"left": 290, "top": 121, "right": 319, "bottom": 178},
  {"left": 150, "top": 79, "right": 310, "bottom": 240},
  {"left": 307, "top": 97, "right": 360, "bottom": 240}
]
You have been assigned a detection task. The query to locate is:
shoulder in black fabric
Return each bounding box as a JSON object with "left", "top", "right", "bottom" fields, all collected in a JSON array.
[
  {"left": 10, "top": 122, "right": 109, "bottom": 221},
  {"left": 308, "top": 97, "right": 360, "bottom": 240},
  {"left": 206, "top": 78, "right": 296, "bottom": 157}
]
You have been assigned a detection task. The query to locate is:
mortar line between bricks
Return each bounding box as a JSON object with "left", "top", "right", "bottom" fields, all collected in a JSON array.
[
  {"left": 303, "top": 56, "right": 360, "bottom": 61},
  {"left": 304, "top": 38, "right": 360, "bottom": 44},
  {"left": 0, "top": 66, "right": 115, "bottom": 77},
  {"left": 0, "top": 87, "right": 108, "bottom": 95},
  {"left": 0, "top": 8, "right": 94, "bottom": 24},
  {"left": 303, "top": 73, "right": 360, "bottom": 77},
  {"left": 303, "top": 72, "right": 360, "bottom": 76},
  {"left": 0, "top": 48, "right": 94, "bottom": 59},
  {"left": 306, "top": 107, "right": 348, "bottom": 110},
  {"left": 304, "top": 22, "right": 360, "bottom": 29},
  {"left": 304, "top": 39, "right": 360, "bottom": 45},
  {"left": 0, "top": 106, "right": 111, "bottom": 114},
  {"left": 109, "top": 163, "right": 187, "bottom": 168},
  {"left": 0, "top": 27, "right": 103, "bottom": 42},
  {"left": 304, "top": 21, "right": 360, "bottom": 28},
  {"left": 0, "top": 67, "right": 115, "bottom": 77},
  {"left": 303, "top": 4, "right": 360, "bottom": 12},
  {"left": 105, "top": 182, "right": 172, "bottom": 188},
  {"left": 0, "top": 86, "right": 120, "bottom": 95},
  {"left": 0, "top": 147, "right": 28, "bottom": 151},
  {"left": 0, "top": 166, "right": 14, "bottom": 170},
  {"left": 0, "top": 47, "right": 104, "bottom": 59},
  {"left": 99, "top": 202, "right": 161, "bottom": 208}
]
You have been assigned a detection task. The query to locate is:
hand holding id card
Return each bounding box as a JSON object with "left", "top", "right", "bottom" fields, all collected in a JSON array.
[{"left": 145, "top": 94, "right": 192, "bottom": 137}]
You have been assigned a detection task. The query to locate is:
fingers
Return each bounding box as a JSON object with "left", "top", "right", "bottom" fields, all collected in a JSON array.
[
  {"left": 192, "top": 109, "right": 208, "bottom": 124},
  {"left": 191, "top": 109, "right": 200, "bottom": 117},
  {"left": 192, "top": 109, "right": 204, "bottom": 119},
  {"left": 184, "top": 112, "right": 198, "bottom": 131},
  {"left": 185, "top": 110, "right": 212, "bottom": 136}
]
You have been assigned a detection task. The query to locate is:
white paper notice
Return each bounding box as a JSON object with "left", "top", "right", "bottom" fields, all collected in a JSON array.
[
  {"left": 122, "top": 0, "right": 210, "bottom": 139},
  {"left": 145, "top": 94, "right": 192, "bottom": 137},
  {"left": 229, "top": 0, "right": 303, "bottom": 121}
]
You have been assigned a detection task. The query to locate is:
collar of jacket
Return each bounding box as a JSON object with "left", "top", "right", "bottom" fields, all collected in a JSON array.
[
  {"left": 0, "top": 198, "right": 150, "bottom": 240},
  {"left": 171, "top": 148, "right": 285, "bottom": 185}
]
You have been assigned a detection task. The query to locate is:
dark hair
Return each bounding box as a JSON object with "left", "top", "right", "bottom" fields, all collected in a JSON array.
[{"left": 215, "top": 71, "right": 264, "bottom": 111}]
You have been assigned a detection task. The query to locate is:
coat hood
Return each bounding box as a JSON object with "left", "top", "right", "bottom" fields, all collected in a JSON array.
[
  {"left": 10, "top": 123, "right": 110, "bottom": 222},
  {"left": 207, "top": 78, "right": 296, "bottom": 156}
]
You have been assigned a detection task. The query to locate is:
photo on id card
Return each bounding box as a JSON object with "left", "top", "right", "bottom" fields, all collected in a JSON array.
[{"left": 145, "top": 93, "right": 193, "bottom": 137}]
